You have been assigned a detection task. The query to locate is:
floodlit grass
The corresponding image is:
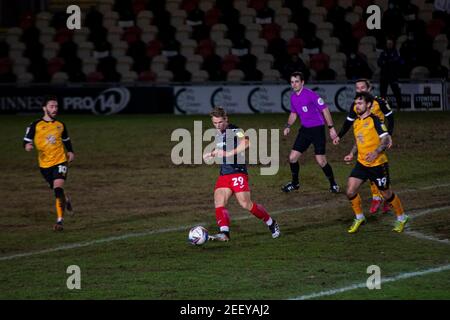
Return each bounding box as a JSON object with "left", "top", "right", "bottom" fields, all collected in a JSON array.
[{"left": 0, "top": 112, "right": 449, "bottom": 299}]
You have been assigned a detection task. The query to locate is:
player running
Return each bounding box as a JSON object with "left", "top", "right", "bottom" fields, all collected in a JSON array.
[
  {"left": 203, "top": 107, "right": 280, "bottom": 241},
  {"left": 334, "top": 78, "right": 395, "bottom": 214},
  {"left": 344, "top": 92, "right": 408, "bottom": 233},
  {"left": 23, "top": 96, "right": 75, "bottom": 231}
]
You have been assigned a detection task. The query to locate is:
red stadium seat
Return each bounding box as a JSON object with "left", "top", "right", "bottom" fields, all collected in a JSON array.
[
  {"left": 132, "top": 0, "right": 147, "bottom": 15},
  {"left": 309, "top": 53, "right": 330, "bottom": 73},
  {"left": 146, "top": 40, "right": 162, "bottom": 58},
  {"left": 196, "top": 39, "right": 215, "bottom": 58},
  {"left": 354, "top": 0, "right": 371, "bottom": 9},
  {"left": 138, "top": 70, "right": 157, "bottom": 82},
  {"left": 221, "top": 54, "right": 240, "bottom": 73},
  {"left": 426, "top": 19, "right": 446, "bottom": 38},
  {"left": 287, "top": 38, "right": 304, "bottom": 55},
  {"left": 181, "top": 0, "right": 200, "bottom": 13},
  {"left": 261, "top": 23, "right": 281, "bottom": 42},
  {"left": 0, "top": 57, "right": 13, "bottom": 75},
  {"left": 54, "top": 29, "right": 73, "bottom": 44},
  {"left": 321, "top": 0, "right": 337, "bottom": 11},
  {"left": 47, "top": 57, "right": 65, "bottom": 76},
  {"left": 205, "top": 7, "right": 221, "bottom": 27},
  {"left": 352, "top": 20, "right": 367, "bottom": 41},
  {"left": 86, "top": 71, "right": 104, "bottom": 82},
  {"left": 123, "top": 26, "right": 142, "bottom": 45},
  {"left": 19, "top": 11, "right": 35, "bottom": 30},
  {"left": 248, "top": 0, "right": 266, "bottom": 11}
]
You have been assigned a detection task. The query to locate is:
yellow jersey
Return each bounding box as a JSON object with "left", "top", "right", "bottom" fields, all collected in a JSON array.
[
  {"left": 23, "top": 119, "right": 72, "bottom": 168},
  {"left": 353, "top": 114, "right": 389, "bottom": 167},
  {"left": 349, "top": 96, "right": 393, "bottom": 123}
]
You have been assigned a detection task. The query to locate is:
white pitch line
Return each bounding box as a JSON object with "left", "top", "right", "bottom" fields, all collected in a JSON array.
[
  {"left": 404, "top": 206, "right": 450, "bottom": 245},
  {"left": 290, "top": 264, "right": 450, "bottom": 300},
  {"left": 0, "top": 183, "right": 449, "bottom": 262}
]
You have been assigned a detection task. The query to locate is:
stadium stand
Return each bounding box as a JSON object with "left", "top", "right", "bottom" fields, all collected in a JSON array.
[{"left": 0, "top": 0, "right": 448, "bottom": 83}]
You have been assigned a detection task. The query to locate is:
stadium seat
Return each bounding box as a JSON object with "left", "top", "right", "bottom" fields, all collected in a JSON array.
[
  {"left": 287, "top": 38, "right": 304, "bottom": 55},
  {"left": 17, "top": 72, "right": 34, "bottom": 83},
  {"left": 191, "top": 69, "right": 209, "bottom": 82},
  {"left": 196, "top": 39, "right": 215, "bottom": 58},
  {"left": 338, "top": 0, "right": 353, "bottom": 10},
  {"left": 43, "top": 42, "right": 60, "bottom": 60},
  {"left": 102, "top": 10, "right": 119, "bottom": 28},
  {"left": 138, "top": 70, "right": 156, "bottom": 82},
  {"left": 151, "top": 55, "right": 168, "bottom": 72},
  {"left": 345, "top": 12, "right": 360, "bottom": 26},
  {"left": 433, "top": 34, "right": 448, "bottom": 54},
  {"left": 39, "top": 27, "right": 56, "bottom": 45},
  {"left": 136, "top": 10, "right": 154, "bottom": 28},
  {"left": 171, "top": 10, "right": 187, "bottom": 28},
  {"left": 410, "top": 66, "right": 430, "bottom": 79},
  {"left": 155, "top": 70, "right": 173, "bottom": 82},
  {"left": 8, "top": 42, "right": 25, "bottom": 59},
  {"left": 427, "top": 19, "right": 446, "bottom": 38},
  {"left": 146, "top": 40, "right": 163, "bottom": 58},
  {"left": 442, "top": 50, "right": 450, "bottom": 69},
  {"left": 110, "top": 40, "right": 127, "bottom": 57},
  {"left": 262, "top": 68, "right": 281, "bottom": 81},
  {"left": 86, "top": 71, "right": 104, "bottom": 82},
  {"left": 221, "top": 54, "right": 240, "bottom": 73},
  {"left": 51, "top": 71, "right": 69, "bottom": 84},
  {"left": 309, "top": 53, "right": 330, "bottom": 73},
  {"left": 72, "top": 27, "right": 89, "bottom": 44},
  {"left": 47, "top": 57, "right": 65, "bottom": 76},
  {"left": 226, "top": 69, "right": 245, "bottom": 81},
  {"left": 121, "top": 70, "right": 138, "bottom": 83}
]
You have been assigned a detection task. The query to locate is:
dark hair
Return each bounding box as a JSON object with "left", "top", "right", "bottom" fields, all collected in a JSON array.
[
  {"left": 355, "top": 78, "right": 372, "bottom": 90},
  {"left": 354, "top": 91, "right": 374, "bottom": 104},
  {"left": 210, "top": 106, "right": 227, "bottom": 118},
  {"left": 42, "top": 95, "right": 58, "bottom": 107},
  {"left": 290, "top": 71, "right": 305, "bottom": 82}
]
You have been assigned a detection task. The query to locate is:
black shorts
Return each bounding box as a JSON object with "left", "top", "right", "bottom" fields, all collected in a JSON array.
[
  {"left": 40, "top": 162, "right": 68, "bottom": 188},
  {"left": 292, "top": 125, "right": 326, "bottom": 155},
  {"left": 350, "top": 161, "right": 390, "bottom": 190}
]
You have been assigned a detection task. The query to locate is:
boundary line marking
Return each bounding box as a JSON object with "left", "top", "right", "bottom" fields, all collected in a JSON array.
[{"left": 290, "top": 264, "right": 450, "bottom": 300}]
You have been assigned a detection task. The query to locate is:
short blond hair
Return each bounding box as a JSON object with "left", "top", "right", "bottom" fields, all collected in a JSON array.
[{"left": 210, "top": 106, "right": 227, "bottom": 118}]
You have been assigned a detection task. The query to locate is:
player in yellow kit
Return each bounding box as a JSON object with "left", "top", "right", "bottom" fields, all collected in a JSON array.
[
  {"left": 334, "top": 79, "right": 395, "bottom": 214},
  {"left": 343, "top": 92, "right": 408, "bottom": 233},
  {"left": 23, "top": 96, "right": 75, "bottom": 231}
]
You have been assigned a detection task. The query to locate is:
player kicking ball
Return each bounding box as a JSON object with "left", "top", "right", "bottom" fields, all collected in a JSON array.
[{"left": 203, "top": 107, "right": 280, "bottom": 241}]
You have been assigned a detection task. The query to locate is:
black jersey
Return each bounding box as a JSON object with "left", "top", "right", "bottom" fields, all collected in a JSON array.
[{"left": 216, "top": 124, "right": 248, "bottom": 176}]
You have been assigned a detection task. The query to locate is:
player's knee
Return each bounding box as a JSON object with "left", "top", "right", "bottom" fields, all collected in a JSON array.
[
  {"left": 289, "top": 154, "right": 300, "bottom": 163},
  {"left": 240, "top": 200, "right": 252, "bottom": 210},
  {"left": 346, "top": 188, "right": 356, "bottom": 199},
  {"left": 380, "top": 189, "right": 392, "bottom": 199},
  {"left": 54, "top": 187, "right": 65, "bottom": 198}
]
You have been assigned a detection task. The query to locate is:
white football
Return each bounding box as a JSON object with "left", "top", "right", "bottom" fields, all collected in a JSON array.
[{"left": 188, "top": 226, "right": 208, "bottom": 245}]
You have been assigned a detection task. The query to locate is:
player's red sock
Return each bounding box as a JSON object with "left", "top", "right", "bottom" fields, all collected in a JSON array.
[
  {"left": 215, "top": 207, "right": 230, "bottom": 230},
  {"left": 250, "top": 203, "right": 270, "bottom": 223}
]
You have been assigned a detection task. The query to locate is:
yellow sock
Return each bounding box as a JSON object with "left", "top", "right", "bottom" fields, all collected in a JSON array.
[
  {"left": 350, "top": 194, "right": 363, "bottom": 216},
  {"left": 387, "top": 193, "right": 404, "bottom": 217},
  {"left": 56, "top": 198, "right": 64, "bottom": 220},
  {"left": 370, "top": 181, "right": 382, "bottom": 200}
]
